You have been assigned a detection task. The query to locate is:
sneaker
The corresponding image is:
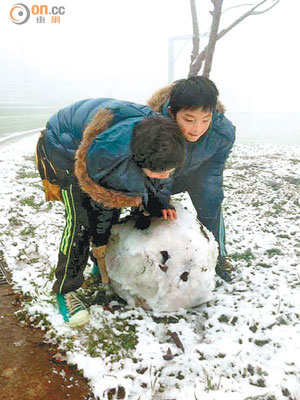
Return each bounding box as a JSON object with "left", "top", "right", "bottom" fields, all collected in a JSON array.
[
  {"left": 91, "top": 263, "right": 101, "bottom": 276},
  {"left": 215, "top": 256, "right": 236, "bottom": 282},
  {"left": 56, "top": 291, "right": 90, "bottom": 328}
]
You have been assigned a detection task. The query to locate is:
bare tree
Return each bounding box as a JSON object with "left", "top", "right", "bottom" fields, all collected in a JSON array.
[{"left": 189, "top": 0, "right": 280, "bottom": 78}]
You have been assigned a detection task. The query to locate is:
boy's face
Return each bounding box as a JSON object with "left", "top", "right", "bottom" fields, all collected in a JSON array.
[
  {"left": 142, "top": 168, "right": 175, "bottom": 179},
  {"left": 175, "top": 108, "right": 212, "bottom": 142}
]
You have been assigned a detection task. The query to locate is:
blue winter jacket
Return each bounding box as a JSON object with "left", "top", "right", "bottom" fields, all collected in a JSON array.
[
  {"left": 43, "top": 98, "right": 173, "bottom": 209},
  {"left": 146, "top": 87, "right": 235, "bottom": 230}
]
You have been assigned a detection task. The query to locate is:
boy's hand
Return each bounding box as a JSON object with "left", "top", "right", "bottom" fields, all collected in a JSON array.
[{"left": 161, "top": 208, "right": 177, "bottom": 221}]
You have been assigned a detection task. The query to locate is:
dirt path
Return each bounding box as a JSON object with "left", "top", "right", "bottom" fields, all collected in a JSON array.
[{"left": 0, "top": 281, "right": 95, "bottom": 400}]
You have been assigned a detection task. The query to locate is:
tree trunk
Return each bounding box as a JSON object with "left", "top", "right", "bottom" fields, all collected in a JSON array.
[
  {"left": 202, "top": 0, "right": 223, "bottom": 78},
  {"left": 189, "top": 49, "right": 206, "bottom": 77}
]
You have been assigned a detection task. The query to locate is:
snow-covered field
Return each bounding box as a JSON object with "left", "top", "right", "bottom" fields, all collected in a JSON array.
[{"left": 0, "top": 133, "right": 299, "bottom": 400}]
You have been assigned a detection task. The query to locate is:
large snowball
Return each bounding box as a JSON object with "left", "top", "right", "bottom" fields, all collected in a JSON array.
[{"left": 106, "top": 204, "right": 218, "bottom": 312}]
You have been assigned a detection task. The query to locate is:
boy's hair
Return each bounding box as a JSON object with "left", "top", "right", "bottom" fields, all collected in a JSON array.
[
  {"left": 131, "top": 116, "right": 185, "bottom": 172},
  {"left": 169, "top": 76, "right": 219, "bottom": 115}
]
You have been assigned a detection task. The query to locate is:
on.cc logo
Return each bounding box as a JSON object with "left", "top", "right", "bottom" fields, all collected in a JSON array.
[{"left": 10, "top": 3, "right": 30, "bottom": 25}]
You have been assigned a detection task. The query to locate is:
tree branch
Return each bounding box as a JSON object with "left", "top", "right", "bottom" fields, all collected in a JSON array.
[
  {"left": 189, "top": 0, "right": 280, "bottom": 75},
  {"left": 222, "top": 4, "right": 254, "bottom": 14},
  {"left": 216, "top": 0, "right": 279, "bottom": 42},
  {"left": 190, "top": 0, "right": 200, "bottom": 64},
  {"left": 189, "top": 49, "right": 206, "bottom": 77},
  {"left": 252, "top": 0, "right": 280, "bottom": 14},
  {"left": 203, "top": 0, "right": 223, "bottom": 77}
]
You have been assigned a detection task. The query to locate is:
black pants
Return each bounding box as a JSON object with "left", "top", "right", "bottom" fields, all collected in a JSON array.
[
  {"left": 53, "top": 183, "right": 120, "bottom": 294},
  {"left": 171, "top": 171, "right": 227, "bottom": 257}
]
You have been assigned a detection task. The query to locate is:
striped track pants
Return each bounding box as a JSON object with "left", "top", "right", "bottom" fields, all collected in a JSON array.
[{"left": 52, "top": 183, "right": 119, "bottom": 294}]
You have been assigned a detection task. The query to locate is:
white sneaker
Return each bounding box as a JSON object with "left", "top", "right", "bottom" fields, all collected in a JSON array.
[{"left": 56, "top": 291, "right": 90, "bottom": 328}]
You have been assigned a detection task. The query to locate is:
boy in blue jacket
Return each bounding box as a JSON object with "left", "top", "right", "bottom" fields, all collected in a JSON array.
[
  {"left": 36, "top": 99, "right": 185, "bottom": 327},
  {"left": 147, "top": 76, "right": 236, "bottom": 282}
]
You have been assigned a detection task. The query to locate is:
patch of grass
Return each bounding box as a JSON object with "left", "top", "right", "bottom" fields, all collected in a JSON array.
[
  {"left": 16, "top": 169, "right": 39, "bottom": 179},
  {"left": 196, "top": 350, "right": 206, "bottom": 360},
  {"left": 267, "top": 180, "right": 281, "bottom": 191},
  {"left": 20, "top": 196, "right": 44, "bottom": 210},
  {"left": 81, "top": 281, "right": 126, "bottom": 308},
  {"left": 152, "top": 315, "right": 181, "bottom": 324},
  {"left": 45, "top": 202, "right": 53, "bottom": 210},
  {"left": 282, "top": 388, "right": 291, "bottom": 397},
  {"left": 176, "top": 371, "right": 184, "bottom": 380},
  {"left": 252, "top": 200, "right": 264, "bottom": 207},
  {"left": 254, "top": 339, "right": 270, "bottom": 347},
  {"left": 30, "top": 313, "right": 52, "bottom": 330},
  {"left": 265, "top": 248, "right": 283, "bottom": 258},
  {"left": 28, "top": 257, "right": 39, "bottom": 265},
  {"left": 17, "top": 249, "right": 26, "bottom": 260},
  {"left": 107, "top": 386, "right": 126, "bottom": 400},
  {"left": 272, "top": 202, "right": 284, "bottom": 214},
  {"left": 257, "top": 262, "right": 272, "bottom": 269},
  {"left": 234, "top": 174, "right": 247, "bottom": 180},
  {"left": 277, "top": 234, "right": 290, "bottom": 239},
  {"left": 264, "top": 211, "right": 276, "bottom": 217},
  {"left": 250, "top": 378, "right": 266, "bottom": 387},
  {"left": 44, "top": 265, "right": 56, "bottom": 281},
  {"left": 231, "top": 249, "right": 255, "bottom": 264},
  {"left": 202, "top": 368, "right": 219, "bottom": 391},
  {"left": 249, "top": 324, "right": 258, "bottom": 333},
  {"left": 284, "top": 176, "right": 300, "bottom": 186},
  {"left": 290, "top": 158, "right": 300, "bottom": 164},
  {"left": 32, "top": 182, "right": 45, "bottom": 192},
  {"left": 86, "top": 318, "right": 138, "bottom": 361},
  {"left": 24, "top": 154, "right": 36, "bottom": 163},
  {"left": 20, "top": 225, "right": 37, "bottom": 237},
  {"left": 218, "top": 314, "right": 230, "bottom": 323},
  {"left": 8, "top": 216, "right": 23, "bottom": 226},
  {"left": 256, "top": 367, "right": 268, "bottom": 376},
  {"left": 237, "top": 163, "right": 257, "bottom": 170},
  {"left": 293, "top": 199, "right": 300, "bottom": 207},
  {"left": 223, "top": 183, "right": 235, "bottom": 189},
  {"left": 16, "top": 309, "right": 30, "bottom": 323},
  {"left": 247, "top": 364, "right": 255, "bottom": 376}
]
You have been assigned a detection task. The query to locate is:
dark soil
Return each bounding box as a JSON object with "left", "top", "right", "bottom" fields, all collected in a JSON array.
[{"left": 0, "top": 284, "right": 95, "bottom": 400}]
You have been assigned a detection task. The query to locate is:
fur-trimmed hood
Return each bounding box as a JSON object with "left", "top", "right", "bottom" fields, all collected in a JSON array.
[
  {"left": 75, "top": 108, "right": 142, "bottom": 208},
  {"left": 147, "top": 84, "right": 226, "bottom": 114}
]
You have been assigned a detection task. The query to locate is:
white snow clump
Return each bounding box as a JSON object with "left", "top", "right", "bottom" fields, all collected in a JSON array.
[{"left": 106, "top": 203, "right": 218, "bottom": 312}]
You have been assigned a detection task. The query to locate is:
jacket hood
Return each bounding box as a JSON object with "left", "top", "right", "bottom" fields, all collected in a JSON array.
[
  {"left": 75, "top": 108, "right": 142, "bottom": 208},
  {"left": 147, "top": 84, "right": 226, "bottom": 114}
]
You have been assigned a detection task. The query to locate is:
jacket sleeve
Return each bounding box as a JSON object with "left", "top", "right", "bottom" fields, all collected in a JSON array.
[
  {"left": 196, "top": 138, "right": 234, "bottom": 213},
  {"left": 199, "top": 110, "right": 235, "bottom": 196},
  {"left": 144, "top": 177, "right": 174, "bottom": 216},
  {"left": 89, "top": 199, "right": 120, "bottom": 246}
]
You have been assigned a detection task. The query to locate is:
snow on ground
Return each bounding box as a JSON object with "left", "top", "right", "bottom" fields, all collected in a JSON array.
[{"left": 0, "top": 133, "right": 299, "bottom": 400}]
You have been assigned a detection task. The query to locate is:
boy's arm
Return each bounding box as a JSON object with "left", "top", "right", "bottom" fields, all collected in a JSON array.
[
  {"left": 89, "top": 201, "right": 119, "bottom": 247},
  {"left": 196, "top": 139, "right": 234, "bottom": 211},
  {"left": 198, "top": 111, "right": 235, "bottom": 191},
  {"left": 145, "top": 177, "right": 177, "bottom": 220}
]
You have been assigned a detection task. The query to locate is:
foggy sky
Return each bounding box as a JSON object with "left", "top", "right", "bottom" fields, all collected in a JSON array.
[{"left": 0, "top": 0, "right": 299, "bottom": 112}]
